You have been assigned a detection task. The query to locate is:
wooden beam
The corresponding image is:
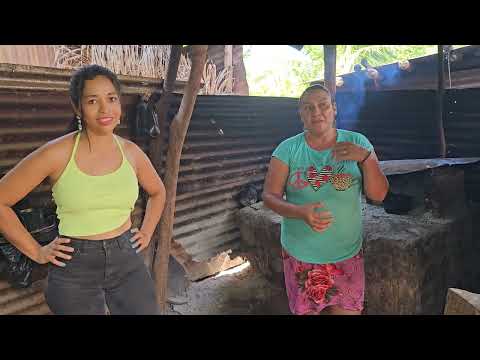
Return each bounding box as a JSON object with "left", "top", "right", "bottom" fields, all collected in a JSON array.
[
  {"left": 153, "top": 45, "right": 209, "bottom": 314},
  {"left": 323, "top": 45, "right": 337, "bottom": 98},
  {"left": 144, "top": 45, "right": 182, "bottom": 272},
  {"left": 437, "top": 45, "right": 447, "bottom": 158}
]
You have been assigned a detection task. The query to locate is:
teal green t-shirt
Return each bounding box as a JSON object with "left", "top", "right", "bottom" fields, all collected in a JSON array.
[{"left": 271, "top": 129, "right": 374, "bottom": 264}]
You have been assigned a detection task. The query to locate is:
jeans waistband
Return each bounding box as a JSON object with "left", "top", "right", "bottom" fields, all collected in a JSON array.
[{"left": 60, "top": 229, "right": 133, "bottom": 250}]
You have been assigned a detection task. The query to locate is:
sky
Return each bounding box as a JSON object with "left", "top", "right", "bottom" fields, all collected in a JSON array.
[
  {"left": 243, "top": 45, "right": 309, "bottom": 78},
  {"left": 242, "top": 45, "right": 312, "bottom": 96}
]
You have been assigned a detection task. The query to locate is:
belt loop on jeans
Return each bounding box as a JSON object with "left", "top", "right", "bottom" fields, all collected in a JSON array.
[{"left": 115, "top": 237, "right": 122, "bottom": 250}]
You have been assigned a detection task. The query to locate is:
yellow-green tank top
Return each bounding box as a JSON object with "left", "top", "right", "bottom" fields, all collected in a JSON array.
[{"left": 52, "top": 132, "right": 139, "bottom": 237}]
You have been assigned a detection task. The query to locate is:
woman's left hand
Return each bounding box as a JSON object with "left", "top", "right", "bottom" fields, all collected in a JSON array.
[
  {"left": 129, "top": 228, "right": 152, "bottom": 253},
  {"left": 332, "top": 142, "right": 370, "bottom": 163}
]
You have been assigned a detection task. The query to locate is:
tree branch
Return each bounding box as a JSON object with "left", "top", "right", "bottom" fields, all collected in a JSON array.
[
  {"left": 144, "top": 45, "right": 182, "bottom": 272},
  {"left": 152, "top": 45, "right": 208, "bottom": 314}
]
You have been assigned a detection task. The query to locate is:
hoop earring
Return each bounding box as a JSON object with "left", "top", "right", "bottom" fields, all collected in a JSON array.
[{"left": 76, "top": 115, "right": 82, "bottom": 131}]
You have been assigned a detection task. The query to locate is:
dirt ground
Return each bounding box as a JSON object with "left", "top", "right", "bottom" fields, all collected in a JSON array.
[{"left": 168, "top": 261, "right": 291, "bottom": 315}]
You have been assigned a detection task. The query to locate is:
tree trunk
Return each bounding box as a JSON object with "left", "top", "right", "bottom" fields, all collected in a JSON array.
[
  {"left": 144, "top": 45, "right": 182, "bottom": 272},
  {"left": 153, "top": 45, "right": 209, "bottom": 314}
]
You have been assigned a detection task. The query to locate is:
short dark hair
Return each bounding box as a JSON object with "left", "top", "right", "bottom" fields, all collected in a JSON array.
[
  {"left": 299, "top": 84, "right": 332, "bottom": 106},
  {"left": 67, "top": 64, "right": 122, "bottom": 133}
]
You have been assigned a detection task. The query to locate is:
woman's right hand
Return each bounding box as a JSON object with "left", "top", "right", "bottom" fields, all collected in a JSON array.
[
  {"left": 299, "top": 202, "right": 334, "bottom": 232},
  {"left": 36, "top": 237, "right": 74, "bottom": 267}
]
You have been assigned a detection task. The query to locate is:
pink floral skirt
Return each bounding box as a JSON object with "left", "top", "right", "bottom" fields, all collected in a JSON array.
[{"left": 282, "top": 248, "right": 365, "bottom": 315}]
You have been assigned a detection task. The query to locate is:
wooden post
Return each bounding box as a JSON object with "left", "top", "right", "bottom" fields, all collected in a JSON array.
[
  {"left": 232, "top": 45, "right": 249, "bottom": 95},
  {"left": 323, "top": 45, "right": 337, "bottom": 98},
  {"left": 144, "top": 45, "right": 182, "bottom": 272},
  {"left": 437, "top": 45, "right": 447, "bottom": 158},
  {"left": 153, "top": 45, "right": 208, "bottom": 314},
  {"left": 224, "top": 45, "right": 233, "bottom": 93},
  {"left": 324, "top": 45, "right": 337, "bottom": 127}
]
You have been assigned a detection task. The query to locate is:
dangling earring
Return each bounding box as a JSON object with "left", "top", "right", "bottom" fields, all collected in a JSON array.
[{"left": 76, "top": 115, "right": 82, "bottom": 131}]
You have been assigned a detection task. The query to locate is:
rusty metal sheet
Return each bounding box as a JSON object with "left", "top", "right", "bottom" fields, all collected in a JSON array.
[{"left": 0, "top": 63, "right": 188, "bottom": 94}]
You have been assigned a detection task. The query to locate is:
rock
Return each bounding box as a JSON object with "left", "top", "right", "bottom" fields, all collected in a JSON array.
[
  {"left": 167, "top": 295, "right": 189, "bottom": 305},
  {"left": 362, "top": 204, "right": 472, "bottom": 314},
  {"left": 237, "top": 203, "right": 284, "bottom": 287}
]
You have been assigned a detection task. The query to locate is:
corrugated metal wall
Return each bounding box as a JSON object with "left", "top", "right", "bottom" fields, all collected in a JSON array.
[
  {"left": 335, "top": 90, "right": 440, "bottom": 160},
  {"left": 445, "top": 88, "right": 480, "bottom": 157},
  {"left": 0, "top": 279, "right": 51, "bottom": 315},
  {"left": 167, "top": 95, "right": 302, "bottom": 263},
  {"left": 335, "top": 87, "right": 480, "bottom": 199},
  {"left": 0, "top": 63, "right": 186, "bottom": 94},
  {"left": 445, "top": 88, "right": 480, "bottom": 201}
]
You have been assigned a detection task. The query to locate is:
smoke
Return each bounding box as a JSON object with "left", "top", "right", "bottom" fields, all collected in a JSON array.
[
  {"left": 380, "top": 65, "right": 402, "bottom": 87},
  {"left": 335, "top": 73, "right": 368, "bottom": 129},
  {"left": 335, "top": 63, "right": 403, "bottom": 129}
]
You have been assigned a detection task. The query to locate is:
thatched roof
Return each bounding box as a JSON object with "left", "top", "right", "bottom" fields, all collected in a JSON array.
[{"left": 52, "top": 45, "right": 234, "bottom": 95}]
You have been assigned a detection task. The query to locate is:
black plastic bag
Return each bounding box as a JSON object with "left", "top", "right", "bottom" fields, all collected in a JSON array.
[
  {"left": 237, "top": 184, "right": 259, "bottom": 207},
  {"left": 0, "top": 243, "right": 33, "bottom": 288},
  {"left": 0, "top": 206, "right": 57, "bottom": 288}
]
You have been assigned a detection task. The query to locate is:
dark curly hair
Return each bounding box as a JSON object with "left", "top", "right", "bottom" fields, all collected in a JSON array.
[{"left": 66, "top": 64, "right": 122, "bottom": 133}]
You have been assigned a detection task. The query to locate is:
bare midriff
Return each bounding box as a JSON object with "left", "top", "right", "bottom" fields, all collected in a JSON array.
[{"left": 67, "top": 217, "right": 133, "bottom": 240}]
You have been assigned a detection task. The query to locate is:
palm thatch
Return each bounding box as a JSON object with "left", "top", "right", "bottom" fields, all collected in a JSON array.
[
  {"left": 201, "top": 61, "right": 234, "bottom": 95},
  {"left": 51, "top": 45, "right": 234, "bottom": 95},
  {"left": 52, "top": 45, "right": 83, "bottom": 69}
]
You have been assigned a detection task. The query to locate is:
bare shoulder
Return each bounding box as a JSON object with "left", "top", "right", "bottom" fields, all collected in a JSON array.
[
  {"left": 39, "top": 132, "right": 77, "bottom": 162},
  {"left": 116, "top": 136, "right": 151, "bottom": 173},
  {"left": 116, "top": 136, "right": 162, "bottom": 189},
  {"left": 117, "top": 136, "right": 147, "bottom": 159},
  {"left": 45, "top": 131, "right": 77, "bottom": 150},
  {"left": 118, "top": 136, "right": 142, "bottom": 153}
]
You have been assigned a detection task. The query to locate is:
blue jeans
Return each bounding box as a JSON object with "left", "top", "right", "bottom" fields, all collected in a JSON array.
[{"left": 45, "top": 229, "right": 159, "bottom": 315}]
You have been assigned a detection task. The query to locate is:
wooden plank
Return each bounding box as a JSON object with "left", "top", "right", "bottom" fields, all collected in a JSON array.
[{"left": 444, "top": 288, "right": 480, "bottom": 315}]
